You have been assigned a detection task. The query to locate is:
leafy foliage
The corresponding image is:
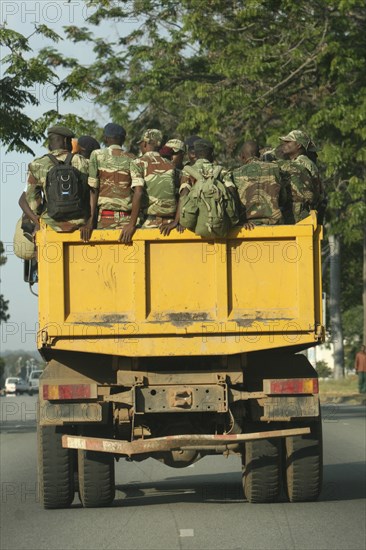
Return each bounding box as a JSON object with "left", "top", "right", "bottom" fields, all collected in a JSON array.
[{"left": 0, "top": 25, "right": 60, "bottom": 154}]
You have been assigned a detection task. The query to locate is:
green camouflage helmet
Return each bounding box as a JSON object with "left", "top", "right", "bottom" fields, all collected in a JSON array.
[
  {"left": 138, "top": 129, "right": 163, "bottom": 146},
  {"left": 279, "top": 130, "right": 312, "bottom": 151}
]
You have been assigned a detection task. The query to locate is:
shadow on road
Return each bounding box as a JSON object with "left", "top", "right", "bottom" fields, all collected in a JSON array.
[{"left": 114, "top": 461, "right": 365, "bottom": 507}]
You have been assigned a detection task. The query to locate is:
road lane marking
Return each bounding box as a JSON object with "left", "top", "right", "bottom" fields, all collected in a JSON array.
[{"left": 179, "top": 529, "right": 194, "bottom": 537}]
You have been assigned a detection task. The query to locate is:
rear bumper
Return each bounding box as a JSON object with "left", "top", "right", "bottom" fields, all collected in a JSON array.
[{"left": 62, "top": 427, "right": 311, "bottom": 457}]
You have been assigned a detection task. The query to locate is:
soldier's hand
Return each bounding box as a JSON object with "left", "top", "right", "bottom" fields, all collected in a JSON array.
[
  {"left": 243, "top": 221, "right": 255, "bottom": 230},
  {"left": 32, "top": 221, "right": 40, "bottom": 235},
  {"left": 80, "top": 220, "right": 93, "bottom": 242},
  {"left": 160, "top": 221, "right": 178, "bottom": 236},
  {"left": 176, "top": 223, "right": 185, "bottom": 234},
  {"left": 119, "top": 223, "right": 136, "bottom": 244}
]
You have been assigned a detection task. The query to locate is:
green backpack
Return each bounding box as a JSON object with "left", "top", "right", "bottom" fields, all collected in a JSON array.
[{"left": 180, "top": 165, "right": 239, "bottom": 238}]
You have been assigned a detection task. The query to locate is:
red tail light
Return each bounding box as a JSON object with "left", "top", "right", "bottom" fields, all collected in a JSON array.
[
  {"left": 43, "top": 384, "right": 96, "bottom": 400},
  {"left": 263, "top": 378, "right": 318, "bottom": 395}
]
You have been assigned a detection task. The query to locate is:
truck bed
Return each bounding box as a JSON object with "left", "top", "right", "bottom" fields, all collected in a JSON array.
[{"left": 36, "top": 212, "right": 323, "bottom": 356}]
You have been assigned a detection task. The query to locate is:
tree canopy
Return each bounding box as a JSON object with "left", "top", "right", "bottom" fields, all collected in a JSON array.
[{"left": 1, "top": 0, "right": 364, "bottom": 370}]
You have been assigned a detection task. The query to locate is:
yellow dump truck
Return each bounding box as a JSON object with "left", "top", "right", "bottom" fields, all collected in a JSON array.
[{"left": 35, "top": 212, "right": 324, "bottom": 508}]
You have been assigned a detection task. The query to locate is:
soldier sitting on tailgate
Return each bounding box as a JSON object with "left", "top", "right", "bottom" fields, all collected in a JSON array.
[
  {"left": 18, "top": 125, "right": 90, "bottom": 239},
  {"left": 231, "top": 141, "right": 287, "bottom": 226},
  {"left": 120, "top": 129, "right": 182, "bottom": 243},
  {"left": 87, "top": 123, "right": 136, "bottom": 240}
]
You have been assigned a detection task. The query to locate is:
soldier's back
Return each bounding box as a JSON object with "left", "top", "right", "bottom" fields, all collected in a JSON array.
[{"left": 232, "top": 159, "right": 284, "bottom": 225}]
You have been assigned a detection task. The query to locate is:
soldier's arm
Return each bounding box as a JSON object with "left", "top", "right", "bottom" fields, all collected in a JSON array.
[
  {"left": 81, "top": 152, "right": 99, "bottom": 242},
  {"left": 18, "top": 192, "right": 40, "bottom": 232},
  {"left": 119, "top": 160, "right": 144, "bottom": 244},
  {"left": 160, "top": 171, "right": 187, "bottom": 236},
  {"left": 23, "top": 163, "right": 44, "bottom": 231}
]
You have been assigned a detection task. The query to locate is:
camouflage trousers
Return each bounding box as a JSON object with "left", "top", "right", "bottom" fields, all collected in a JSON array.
[
  {"left": 97, "top": 210, "right": 132, "bottom": 229},
  {"left": 142, "top": 215, "right": 175, "bottom": 229}
]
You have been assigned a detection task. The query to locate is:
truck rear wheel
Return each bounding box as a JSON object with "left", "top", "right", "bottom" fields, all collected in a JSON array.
[
  {"left": 38, "top": 425, "right": 75, "bottom": 509},
  {"left": 283, "top": 421, "right": 323, "bottom": 502},
  {"left": 242, "top": 438, "right": 281, "bottom": 503},
  {"left": 78, "top": 450, "right": 115, "bottom": 508}
]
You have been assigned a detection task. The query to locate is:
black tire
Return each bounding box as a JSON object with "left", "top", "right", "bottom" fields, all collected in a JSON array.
[
  {"left": 242, "top": 438, "right": 281, "bottom": 503},
  {"left": 78, "top": 449, "right": 115, "bottom": 508},
  {"left": 38, "top": 425, "right": 75, "bottom": 509},
  {"left": 283, "top": 420, "right": 323, "bottom": 502}
]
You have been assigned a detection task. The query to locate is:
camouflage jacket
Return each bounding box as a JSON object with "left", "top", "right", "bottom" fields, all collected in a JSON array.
[
  {"left": 25, "top": 149, "right": 89, "bottom": 232},
  {"left": 279, "top": 158, "right": 320, "bottom": 222},
  {"left": 232, "top": 158, "right": 287, "bottom": 224},
  {"left": 88, "top": 145, "right": 135, "bottom": 212},
  {"left": 131, "top": 151, "right": 178, "bottom": 216}
]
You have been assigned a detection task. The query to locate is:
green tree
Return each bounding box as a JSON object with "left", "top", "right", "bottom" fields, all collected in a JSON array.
[{"left": 0, "top": 25, "right": 62, "bottom": 154}]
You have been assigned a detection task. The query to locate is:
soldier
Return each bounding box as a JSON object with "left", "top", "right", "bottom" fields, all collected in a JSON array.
[
  {"left": 231, "top": 140, "right": 287, "bottom": 226},
  {"left": 278, "top": 130, "right": 322, "bottom": 222},
  {"left": 75, "top": 135, "right": 101, "bottom": 160},
  {"left": 87, "top": 123, "right": 135, "bottom": 239},
  {"left": 184, "top": 135, "right": 202, "bottom": 166},
  {"left": 19, "top": 125, "right": 90, "bottom": 237},
  {"left": 180, "top": 139, "right": 246, "bottom": 230},
  {"left": 159, "top": 139, "right": 186, "bottom": 168},
  {"left": 181, "top": 139, "right": 233, "bottom": 194},
  {"left": 119, "top": 129, "right": 180, "bottom": 243}
]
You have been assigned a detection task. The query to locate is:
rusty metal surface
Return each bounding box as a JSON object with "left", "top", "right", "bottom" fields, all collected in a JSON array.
[
  {"left": 39, "top": 402, "right": 103, "bottom": 426},
  {"left": 117, "top": 368, "right": 243, "bottom": 386},
  {"left": 62, "top": 427, "right": 311, "bottom": 456},
  {"left": 134, "top": 384, "right": 227, "bottom": 413},
  {"left": 259, "top": 395, "right": 320, "bottom": 420}
]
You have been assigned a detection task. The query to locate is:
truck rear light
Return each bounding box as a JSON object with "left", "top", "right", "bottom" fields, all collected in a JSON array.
[
  {"left": 263, "top": 378, "right": 318, "bottom": 395},
  {"left": 43, "top": 384, "right": 95, "bottom": 400}
]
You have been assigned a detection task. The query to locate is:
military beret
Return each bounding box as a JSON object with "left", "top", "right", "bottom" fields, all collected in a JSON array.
[
  {"left": 194, "top": 139, "right": 214, "bottom": 154},
  {"left": 138, "top": 129, "right": 163, "bottom": 146},
  {"left": 165, "top": 139, "right": 186, "bottom": 153},
  {"left": 78, "top": 135, "right": 101, "bottom": 152},
  {"left": 104, "top": 123, "right": 126, "bottom": 138},
  {"left": 279, "top": 130, "right": 312, "bottom": 151},
  {"left": 184, "top": 135, "right": 202, "bottom": 149},
  {"left": 47, "top": 125, "right": 75, "bottom": 138}
]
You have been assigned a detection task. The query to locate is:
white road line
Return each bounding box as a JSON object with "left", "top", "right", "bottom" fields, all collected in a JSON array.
[{"left": 179, "top": 529, "right": 194, "bottom": 537}]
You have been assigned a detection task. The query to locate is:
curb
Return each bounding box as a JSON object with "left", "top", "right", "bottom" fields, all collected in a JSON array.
[{"left": 320, "top": 394, "right": 366, "bottom": 405}]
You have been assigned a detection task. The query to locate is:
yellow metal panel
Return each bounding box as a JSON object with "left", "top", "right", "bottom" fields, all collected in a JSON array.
[
  {"left": 64, "top": 243, "right": 136, "bottom": 323},
  {"left": 36, "top": 214, "right": 324, "bottom": 357},
  {"left": 146, "top": 241, "right": 218, "bottom": 321}
]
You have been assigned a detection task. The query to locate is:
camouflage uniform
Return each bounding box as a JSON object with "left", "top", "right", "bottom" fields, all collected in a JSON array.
[
  {"left": 25, "top": 149, "right": 89, "bottom": 232},
  {"left": 131, "top": 151, "right": 178, "bottom": 228},
  {"left": 279, "top": 159, "right": 319, "bottom": 222},
  {"left": 232, "top": 158, "right": 287, "bottom": 225},
  {"left": 88, "top": 145, "right": 135, "bottom": 229},
  {"left": 279, "top": 130, "right": 323, "bottom": 220}
]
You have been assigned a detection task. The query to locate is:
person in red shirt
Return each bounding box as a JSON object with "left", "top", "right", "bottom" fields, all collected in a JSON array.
[{"left": 354, "top": 344, "right": 366, "bottom": 393}]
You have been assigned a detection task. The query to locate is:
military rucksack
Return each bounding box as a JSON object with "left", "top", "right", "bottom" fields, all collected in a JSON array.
[
  {"left": 180, "top": 165, "right": 239, "bottom": 238},
  {"left": 45, "top": 153, "right": 89, "bottom": 221}
]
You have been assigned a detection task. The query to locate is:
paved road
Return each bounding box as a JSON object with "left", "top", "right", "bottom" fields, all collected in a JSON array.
[{"left": 0, "top": 396, "right": 365, "bottom": 550}]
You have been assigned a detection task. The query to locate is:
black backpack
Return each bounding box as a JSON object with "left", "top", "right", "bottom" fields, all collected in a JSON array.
[{"left": 45, "top": 153, "right": 89, "bottom": 221}]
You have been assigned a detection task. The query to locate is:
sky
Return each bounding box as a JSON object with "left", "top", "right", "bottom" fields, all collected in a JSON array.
[{"left": 0, "top": 0, "right": 137, "bottom": 352}]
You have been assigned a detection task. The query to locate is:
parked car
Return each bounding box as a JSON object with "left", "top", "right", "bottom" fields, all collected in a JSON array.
[
  {"left": 5, "top": 377, "right": 19, "bottom": 395},
  {"left": 4, "top": 377, "right": 28, "bottom": 395},
  {"left": 15, "top": 378, "right": 28, "bottom": 395},
  {"left": 28, "top": 370, "right": 42, "bottom": 395}
]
